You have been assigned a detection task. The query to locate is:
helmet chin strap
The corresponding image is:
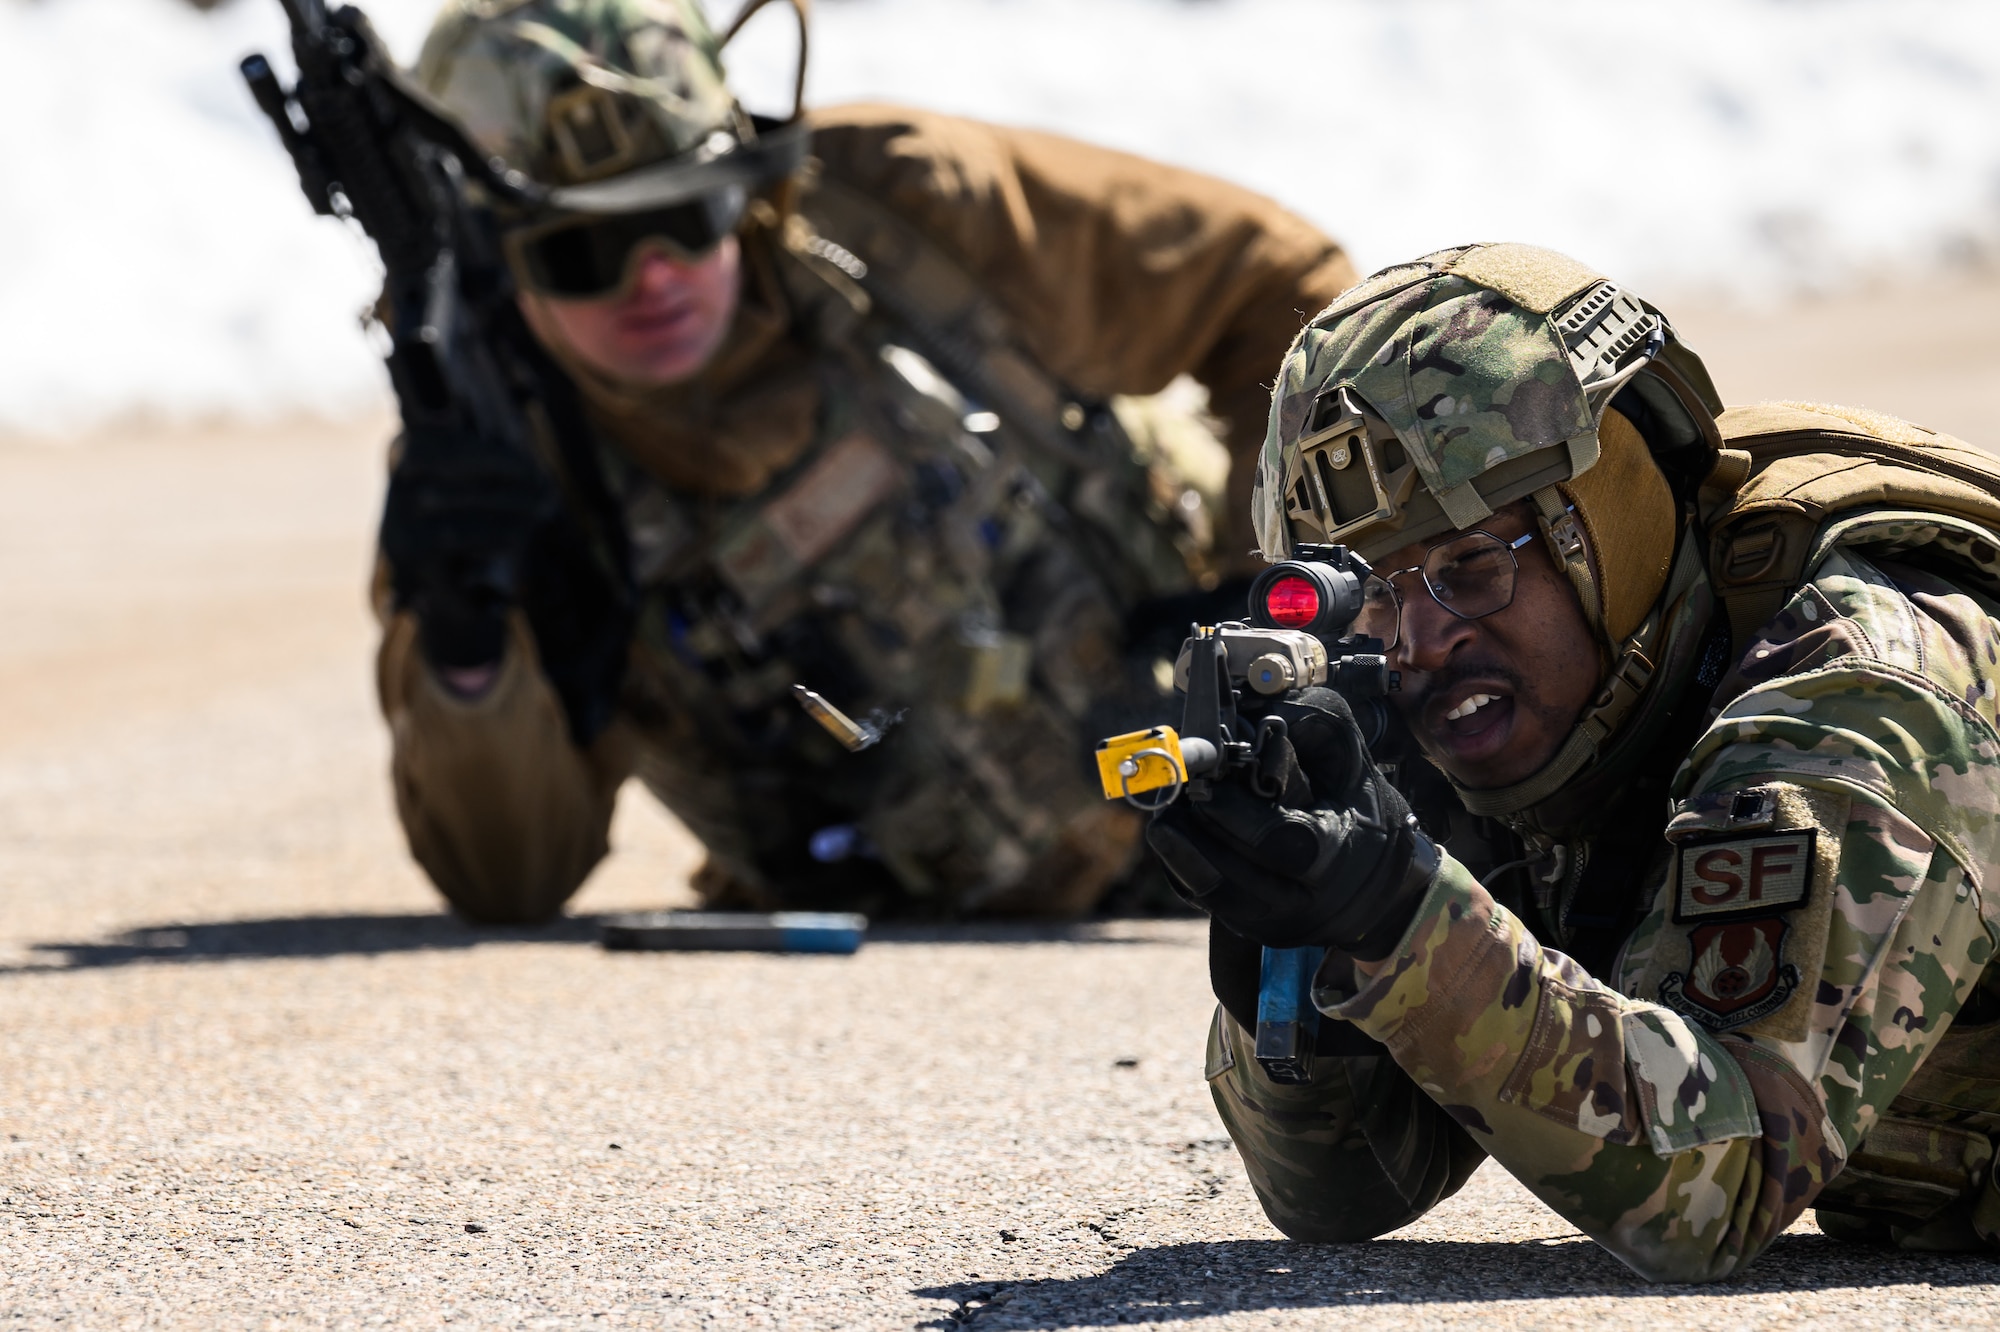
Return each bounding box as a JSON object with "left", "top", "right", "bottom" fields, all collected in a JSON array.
[
  {"left": 1529, "top": 483, "right": 1602, "bottom": 638},
  {"left": 1448, "top": 527, "right": 1702, "bottom": 819}
]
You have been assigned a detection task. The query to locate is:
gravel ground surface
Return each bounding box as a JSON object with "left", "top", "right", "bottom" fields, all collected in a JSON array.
[{"left": 4, "top": 279, "right": 2000, "bottom": 1329}]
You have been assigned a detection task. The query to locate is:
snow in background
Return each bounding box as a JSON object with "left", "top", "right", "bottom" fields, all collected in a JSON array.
[{"left": 2, "top": 0, "right": 1998, "bottom": 434}]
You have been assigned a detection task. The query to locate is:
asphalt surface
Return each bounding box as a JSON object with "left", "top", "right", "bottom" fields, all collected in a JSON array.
[{"left": 6, "top": 278, "right": 2000, "bottom": 1328}]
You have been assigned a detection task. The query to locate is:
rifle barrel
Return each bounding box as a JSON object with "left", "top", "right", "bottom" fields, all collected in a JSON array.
[
  {"left": 239, "top": 55, "right": 289, "bottom": 129},
  {"left": 277, "top": 0, "right": 327, "bottom": 31}
]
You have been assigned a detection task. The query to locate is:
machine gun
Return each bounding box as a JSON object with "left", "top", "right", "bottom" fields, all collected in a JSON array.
[
  {"left": 240, "top": 0, "right": 631, "bottom": 741},
  {"left": 1094, "top": 544, "right": 1401, "bottom": 1085}
]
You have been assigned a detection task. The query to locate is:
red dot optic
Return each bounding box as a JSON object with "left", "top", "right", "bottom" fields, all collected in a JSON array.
[{"left": 1263, "top": 575, "right": 1321, "bottom": 629}]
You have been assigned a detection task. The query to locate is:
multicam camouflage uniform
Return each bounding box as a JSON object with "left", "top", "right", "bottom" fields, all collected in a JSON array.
[
  {"left": 1208, "top": 243, "right": 2000, "bottom": 1279},
  {"left": 377, "top": 0, "right": 1358, "bottom": 921}
]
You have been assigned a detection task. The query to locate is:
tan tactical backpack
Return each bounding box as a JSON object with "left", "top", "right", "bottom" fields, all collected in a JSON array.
[{"left": 1704, "top": 402, "right": 2000, "bottom": 650}]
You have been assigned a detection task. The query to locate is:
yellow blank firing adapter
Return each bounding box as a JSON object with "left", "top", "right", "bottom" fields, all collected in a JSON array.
[{"left": 1096, "top": 726, "right": 1189, "bottom": 806}]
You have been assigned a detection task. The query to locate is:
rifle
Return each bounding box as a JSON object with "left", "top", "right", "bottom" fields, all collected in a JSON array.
[
  {"left": 242, "top": 0, "right": 549, "bottom": 455},
  {"left": 1094, "top": 545, "right": 1403, "bottom": 1084},
  {"left": 240, "top": 0, "right": 631, "bottom": 742}
]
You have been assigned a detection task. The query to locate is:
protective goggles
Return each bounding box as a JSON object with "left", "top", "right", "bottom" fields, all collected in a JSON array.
[
  {"left": 1353, "top": 528, "right": 1536, "bottom": 650},
  {"left": 508, "top": 185, "right": 748, "bottom": 299}
]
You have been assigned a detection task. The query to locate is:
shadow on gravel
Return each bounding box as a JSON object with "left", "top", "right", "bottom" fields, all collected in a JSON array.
[
  {"left": 3, "top": 914, "right": 1163, "bottom": 972},
  {"left": 915, "top": 1234, "right": 2000, "bottom": 1326},
  {"left": 868, "top": 922, "right": 1169, "bottom": 946},
  {"left": 2, "top": 912, "right": 606, "bottom": 971}
]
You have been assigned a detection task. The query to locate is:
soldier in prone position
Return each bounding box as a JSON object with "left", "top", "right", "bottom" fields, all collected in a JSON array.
[
  {"left": 378, "top": 0, "right": 1360, "bottom": 922},
  {"left": 1153, "top": 242, "right": 2000, "bottom": 1278}
]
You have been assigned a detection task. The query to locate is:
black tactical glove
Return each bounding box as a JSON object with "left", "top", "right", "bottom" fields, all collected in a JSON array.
[
  {"left": 379, "top": 426, "right": 558, "bottom": 670},
  {"left": 1146, "top": 688, "right": 1439, "bottom": 960},
  {"left": 380, "top": 425, "right": 634, "bottom": 745}
]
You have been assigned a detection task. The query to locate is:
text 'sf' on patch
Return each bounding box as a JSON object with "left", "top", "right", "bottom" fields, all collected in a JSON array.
[{"left": 1672, "top": 830, "right": 1817, "bottom": 922}]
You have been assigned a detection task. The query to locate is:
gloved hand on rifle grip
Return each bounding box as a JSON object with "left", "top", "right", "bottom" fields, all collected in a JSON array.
[
  {"left": 379, "top": 426, "right": 558, "bottom": 672},
  {"left": 1146, "top": 687, "right": 1439, "bottom": 960}
]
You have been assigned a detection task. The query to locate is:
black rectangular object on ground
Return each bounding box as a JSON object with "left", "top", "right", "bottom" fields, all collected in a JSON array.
[{"left": 600, "top": 911, "right": 867, "bottom": 954}]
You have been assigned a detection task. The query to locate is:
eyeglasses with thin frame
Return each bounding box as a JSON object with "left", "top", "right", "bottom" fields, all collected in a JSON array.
[{"left": 1353, "top": 529, "right": 1537, "bottom": 651}]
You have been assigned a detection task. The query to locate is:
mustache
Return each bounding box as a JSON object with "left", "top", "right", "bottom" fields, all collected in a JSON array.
[{"left": 1402, "top": 659, "right": 1527, "bottom": 717}]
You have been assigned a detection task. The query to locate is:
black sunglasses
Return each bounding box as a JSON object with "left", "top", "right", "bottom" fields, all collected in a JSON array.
[{"left": 511, "top": 185, "right": 748, "bottom": 299}]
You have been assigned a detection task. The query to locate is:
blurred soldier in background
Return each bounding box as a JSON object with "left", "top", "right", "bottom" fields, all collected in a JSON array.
[
  {"left": 379, "top": 0, "right": 1357, "bottom": 923},
  {"left": 1154, "top": 243, "right": 2000, "bottom": 1278}
]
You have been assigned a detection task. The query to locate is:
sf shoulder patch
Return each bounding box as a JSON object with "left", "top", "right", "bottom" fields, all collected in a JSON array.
[
  {"left": 1633, "top": 784, "right": 1845, "bottom": 1040},
  {"left": 1658, "top": 828, "right": 1817, "bottom": 1029},
  {"left": 1673, "top": 829, "right": 1817, "bottom": 921}
]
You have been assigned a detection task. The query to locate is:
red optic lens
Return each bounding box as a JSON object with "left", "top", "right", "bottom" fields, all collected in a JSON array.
[{"left": 1263, "top": 575, "right": 1321, "bottom": 629}]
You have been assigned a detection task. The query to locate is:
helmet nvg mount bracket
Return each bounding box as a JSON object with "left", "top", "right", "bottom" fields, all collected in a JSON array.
[{"left": 415, "top": 0, "right": 812, "bottom": 221}]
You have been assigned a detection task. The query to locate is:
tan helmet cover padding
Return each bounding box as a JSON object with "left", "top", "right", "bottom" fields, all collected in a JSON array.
[
  {"left": 1558, "top": 406, "right": 1675, "bottom": 646},
  {"left": 1444, "top": 244, "right": 1606, "bottom": 315}
]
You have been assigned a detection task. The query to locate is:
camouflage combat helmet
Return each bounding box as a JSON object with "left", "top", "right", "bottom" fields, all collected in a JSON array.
[
  {"left": 1254, "top": 243, "right": 1726, "bottom": 813},
  {"left": 415, "top": 0, "right": 809, "bottom": 213}
]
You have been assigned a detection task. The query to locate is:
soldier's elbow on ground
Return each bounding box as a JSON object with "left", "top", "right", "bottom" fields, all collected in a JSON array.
[
  {"left": 1570, "top": 1175, "right": 1788, "bottom": 1285},
  {"left": 1594, "top": 1237, "right": 1765, "bottom": 1287},
  {"left": 380, "top": 611, "right": 629, "bottom": 925},
  {"left": 391, "top": 725, "right": 620, "bottom": 925},
  {"left": 416, "top": 844, "right": 599, "bottom": 927}
]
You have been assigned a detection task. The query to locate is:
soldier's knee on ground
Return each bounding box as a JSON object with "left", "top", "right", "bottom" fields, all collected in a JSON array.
[
  {"left": 1205, "top": 1007, "right": 1481, "bottom": 1243},
  {"left": 379, "top": 611, "right": 631, "bottom": 924}
]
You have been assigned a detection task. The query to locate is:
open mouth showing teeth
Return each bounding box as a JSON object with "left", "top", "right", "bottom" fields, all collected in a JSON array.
[{"left": 1444, "top": 693, "right": 1500, "bottom": 722}]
